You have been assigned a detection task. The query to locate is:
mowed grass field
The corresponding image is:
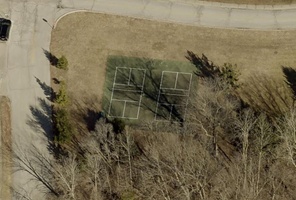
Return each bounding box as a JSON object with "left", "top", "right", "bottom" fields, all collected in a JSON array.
[{"left": 50, "top": 12, "right": 296, "bottom": 129}]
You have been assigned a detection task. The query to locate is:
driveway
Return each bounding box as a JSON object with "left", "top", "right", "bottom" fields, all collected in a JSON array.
[{"left": 1, "top": 0, "right": 296, "bottom": 199}]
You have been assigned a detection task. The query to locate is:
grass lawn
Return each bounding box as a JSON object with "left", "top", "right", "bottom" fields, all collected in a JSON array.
[{"left": 50, "top": 12, "right": 296, "bottom": 131}]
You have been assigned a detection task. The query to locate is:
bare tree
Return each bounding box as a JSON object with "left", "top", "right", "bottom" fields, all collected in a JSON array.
[
  {"left": 277, "top": 109, "right": 296, "bottom": 168},
  {"left": 131, "top": 130, "right": 219, "bottom": 200},
  {"left": 12, "top": 102, "right": 296, "bottom": 200},
  {"left": 187, "top": 78, "right": 239, "bottom": 156},
  {"left": 12, "top": 143, "right": 60, "bottom": 198},
  {"left": 53, "top": 154, "right": 78, "bottom": 200},
  {"left": 239, "top": 109, "right": 257, "bottom": 192}
]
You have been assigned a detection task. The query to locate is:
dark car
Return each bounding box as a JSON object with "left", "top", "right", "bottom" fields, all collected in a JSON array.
[{"left": 0, "top": 19, "right": 11, "bottom": 41}]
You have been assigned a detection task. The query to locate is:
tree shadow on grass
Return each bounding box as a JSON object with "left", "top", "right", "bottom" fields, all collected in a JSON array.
[
  {"left": 43, "top": 49, "right": 58, "bottom": 66},
  {"left": 70, "top": 95, "right": 101, "bottom": 134},
  {"left": 84, "top": 109, "right": 100, "bottom": 131},
  {"left": 68, "top": 96, "right": 102, "bottom": 159},
  {"left": 238, "top": 73, "right": 292, "bottom": 117},
  {"left": 282, "top": 66, "right": 296, "bottom": 105}
]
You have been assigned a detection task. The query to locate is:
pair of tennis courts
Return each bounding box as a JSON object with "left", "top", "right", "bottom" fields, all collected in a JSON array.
[{"left": 107, "top": 66, "right": 192, "bottom": 121}]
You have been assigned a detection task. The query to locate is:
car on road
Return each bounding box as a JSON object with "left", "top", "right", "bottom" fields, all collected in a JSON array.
[{"left": 0, "top": 19, "right": 11, "bottom": 41}]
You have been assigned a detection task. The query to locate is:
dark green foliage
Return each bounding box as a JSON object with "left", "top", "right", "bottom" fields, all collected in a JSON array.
[
  {"left": 53, "top": 108, "right": 72, "bottom": 143},
  {"left": 112, "top": 118, "right": 126, "bottom": 134},
  {"left": 282, "top": 66, "right": 296, "bottom": 100},
  {"left": 220, "top": 63, "right": 240, "bottom": 88},
  {"left": 186, "top": 50, "right": 220, "bottom": 78},
  {"left": 52, "top": 62, "right": 71, "bottom": 144},
  {"left": 186, "top": 51, "right": 240, "bottom": 89},
  {"left": 54, "top": 81, "right": 68, "bottom": 106},
  {"left": 57, "top": 55, "right": 68, "bottom": 70}
]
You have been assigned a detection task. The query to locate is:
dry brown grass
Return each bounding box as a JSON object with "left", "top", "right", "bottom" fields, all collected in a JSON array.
[
  {"left": 0, "top": 96, "right": 12, "bottom": 200},
  {"left": 50, "top": 12, "right": 296, "bottom": 129}
]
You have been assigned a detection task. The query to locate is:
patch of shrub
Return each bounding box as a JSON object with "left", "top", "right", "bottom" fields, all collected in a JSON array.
[
  {"left": 112, "top": 118, "right": 126, "bottom": 134},
  {"left": 57, "top": 55, "right": 68, "bottom": 70},
  {"left": 220, "top": 63, "right": 240, "bottom": 88},
  {"left": 53, "top": 107, "right": 72, "bottom": 143},
  {"left": 186, "top": 51, "right": 240, "bottom": 89},
  {"left": 54, "top": 81, "right": 68, "bottom": 106}
]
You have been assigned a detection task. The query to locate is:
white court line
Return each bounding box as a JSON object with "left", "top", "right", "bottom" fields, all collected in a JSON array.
[
  {"left": 136, "top": 69, "right": 146, "bottom": 119},
  {"left": 155, "top": 71, "right": 165, "bottom": 120},
  {"left": 127, "top": 68, "right": 132, "bottom": 86},
  {"left": 182, "top": 73, "right": 193, "bottom": 121},
  {"left": 159, "top": 93, "right": 190, "bottom": 97},
  {"left": 117, "top": 67, "right": 146, "bottom": 70},
  {"left": 114, "top": 67, "right": 146, "bottom": 86},
  {"left": 116, "top": 67, "right": 146, "bottom": 71},
  {"left": 131, "top": 68, "right": 146, "bottom": 87},
  {"left": 115, "top": 67, "right": 129, "bottom": 85},
  {"left": 111, "top": 99, "right": 138, "bottom": 103},
  {"left": 122, "top": 101, "right": 127, "bottom": 117},
  {"left": 155, "top": 104, "right": 185, "bottom": 121},
  {"left": 162, "top": 70, "right": 192, "bottom": 75},
  {"left": 160, "top": 88, "right": 191, "bottom": 91},
  {"left": 108, "top": 100, "right": 138, "bottom": 119},
  {"left": 160, "top": 89, "right": 191, "bottom": 95},
  {"left": 108, "top": 67, "right": 120, "bottom": 116},
  {"left": 155, "top": 71, "right": 192, "bottom": 121},
  {"left": 108, "top": 115, "right": 139, "bottom": 119},
  {"left": 113, "top": 88, "right": 141, "bottom": 93},
  {"left": 176, "top": 72, "right": 193, "bottom": 90},
  {"left": 160, "top": 71, "right": 192, "bottom": 90},
  {"left": 109, "top": 67, "right": 146, "bottom": 119},
  {"left": 160, "top": 71, "right": 176, "bottom": 89},
  {"left": 114, "top": 83, "right": 136, "bottom": 87},
  {"left": 161, "top": 71, "right": 177, "bottom": 74},
  {"left": 174, "top": 72, "right": 179, "bottom": 89}
]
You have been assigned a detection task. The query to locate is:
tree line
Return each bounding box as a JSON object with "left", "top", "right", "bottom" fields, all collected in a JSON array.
[{"left": 10, "top": 52, "right": 296, "bottom": 199}]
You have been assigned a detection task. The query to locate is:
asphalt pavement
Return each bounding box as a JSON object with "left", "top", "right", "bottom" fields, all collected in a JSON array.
[{"left": 57, "top": 0, "right": 296, "bottom": 30}]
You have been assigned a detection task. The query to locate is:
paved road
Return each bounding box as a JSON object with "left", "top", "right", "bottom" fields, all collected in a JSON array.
[
  {"left": 0, "top": 0, "right": 57, "bottom": 198},
  {"left": 57, "top": 0, "right": 296, "bottom": 30},
  {"left": 1, "top": 0, "right": 296, "bottom": 199}
]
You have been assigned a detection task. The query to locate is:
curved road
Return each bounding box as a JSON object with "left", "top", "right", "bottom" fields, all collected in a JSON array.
[
  {"left": 1, "top": 0, "right": 296, "bottom": 199},
  {"left": 57, "top": 0, "right": 296, "bottom": 30}
]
